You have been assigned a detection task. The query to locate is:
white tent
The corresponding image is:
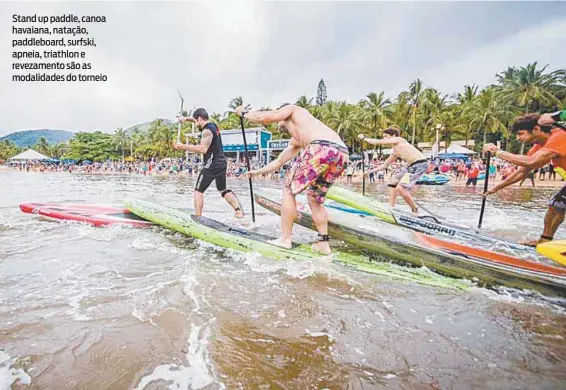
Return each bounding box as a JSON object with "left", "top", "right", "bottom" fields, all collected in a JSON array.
[
  {"left": 446, "top": 144, "right": 476, "bottom": 155},
  {"left": 8, "top": 149, "right": 51, "bottom": 161}
]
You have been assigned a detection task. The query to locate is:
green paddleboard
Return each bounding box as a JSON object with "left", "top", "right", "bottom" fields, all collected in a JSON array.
[
  {"left": 124, "top": 199, "right": 468, "bottom": 290},
  {"left": 327, "top": 185, "right": 396, "bottom": 223}
]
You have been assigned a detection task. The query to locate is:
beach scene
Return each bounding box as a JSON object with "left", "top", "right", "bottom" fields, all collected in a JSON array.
[{"left": 1, "top": 2, "right": 566, "bottom": 389}]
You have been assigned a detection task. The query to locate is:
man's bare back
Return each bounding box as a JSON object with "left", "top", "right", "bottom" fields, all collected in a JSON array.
[{"left": 280, "top": 106, "right": 346, "bottom": 148}]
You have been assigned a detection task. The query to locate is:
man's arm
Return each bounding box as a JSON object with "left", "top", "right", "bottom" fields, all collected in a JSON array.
[
  {"left": 238, "top": 105, "right": 295, "bottom": 125},
  {"left": 174, "top": 129, "right": 212, "bottom": 154},
  {"left": 486, "top": 166, "right": 532, "bottom": 194},
  {"left": 363, "top": 154, "right": 397, "bottom": 175},
  {"left": 361, "top": 136, "right": 400, "bottom": 146},
  {"left": 251, "top": 142, "right": 301, "bottom": 175},
  {"left": 494, "top": 148, "right": 557, "bottom": 170}
]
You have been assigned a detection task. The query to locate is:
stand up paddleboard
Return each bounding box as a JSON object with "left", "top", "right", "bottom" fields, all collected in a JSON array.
[
  {"left": 254, "top": 190, "right": 566, "bottom": 297},
  {"left": 20, "top": 202, "right": 153, "bottom": 227},
  {"left": 124, "top": 198, "right": 468, "bottom": 290}
]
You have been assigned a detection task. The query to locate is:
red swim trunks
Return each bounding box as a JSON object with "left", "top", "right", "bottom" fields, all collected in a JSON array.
[{"left": 286, "top": 140, "right": 349, "bottom": 203}]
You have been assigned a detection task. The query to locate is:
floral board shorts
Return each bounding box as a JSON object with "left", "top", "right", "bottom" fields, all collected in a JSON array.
[{"left": 286, "top": 140, "right": 349, "bottom": 203}]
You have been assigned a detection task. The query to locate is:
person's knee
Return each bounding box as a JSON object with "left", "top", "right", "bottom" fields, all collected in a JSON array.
[{"left": 220, "top": 189, "right": 232, "bottom": 198}]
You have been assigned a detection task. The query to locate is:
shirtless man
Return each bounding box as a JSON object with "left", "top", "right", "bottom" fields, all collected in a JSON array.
[
  {"left": 235, "top": 103, "right": 349, "bottom": 254},
  {"left": 483, "top": 112, "right": 566, "bottom": 246},
  {"left": 357, "top": 128, "right": 428, "bottom": 214}
]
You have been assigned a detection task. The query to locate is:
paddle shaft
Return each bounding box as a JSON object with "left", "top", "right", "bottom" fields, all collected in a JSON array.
[
  {"left": 176, "top": 90, "right": 184, "bottom": 143},
  {"left": 361, "top": 141, "right": 366, "bottom": 195},
  {"left": 478, "top": 151, "right": 491, "bottom": 228},
  {"left": 239, "top": 113, "right": 256, "bottom": 223}
]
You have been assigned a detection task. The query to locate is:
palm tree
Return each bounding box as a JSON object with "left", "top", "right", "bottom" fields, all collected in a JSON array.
[
  {"left": 360, "top": 91, "right": 390, "bottom": 138},
  {"left": 463, "top": 87, "right": 514, "bottom": 153},
  {"left": 148, "top": 119, "right": 174, "bottom": 158},
  {"left": 228, "top": 96, "right": 244, "bottom": 111},
  {"left": 112, "top": 128, "right": 128, "bottom": 162},
  {"left": 498, "top": 62, "right": 561, "bottom": 113},
  {"left": 34, "top": 137, "right": 51, "bottom": 156},
  {"left": 296, "top": 95, "right": 313, "bottom": 108},
  {"left": 323, "top": 102, "right": 363, "bottom": 151},
  {"left": 386, "top": 92, "right": 412, "bottom": 136},
  {"left": 408, "top": 78, "right": 424, "bottom": 145}
]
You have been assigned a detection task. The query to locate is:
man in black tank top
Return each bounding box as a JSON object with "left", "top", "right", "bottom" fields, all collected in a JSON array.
[{"left": 174, "top": 108, "right": 244, "bottom": 218}]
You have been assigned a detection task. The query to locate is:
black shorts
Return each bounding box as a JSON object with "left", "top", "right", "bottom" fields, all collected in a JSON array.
[
  {"left": 549, "top": 183, "right": 566, "bottom": 210},
  {"left": 466, "top": 177, "right": 478, "bottom": 186},
  {"left": 195, "top": 170, "right": 227, "bottom": 193}
]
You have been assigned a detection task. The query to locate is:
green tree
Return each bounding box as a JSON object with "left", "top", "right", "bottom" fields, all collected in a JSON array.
[
  {"left": 33, "top": 137, "right": 51, "bottom": 157},
  {"left": 316, "top": 79, "right": 327, "bottom": 106}
]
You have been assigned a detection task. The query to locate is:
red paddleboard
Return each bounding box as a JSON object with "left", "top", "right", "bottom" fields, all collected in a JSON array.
[
  {"left": 20, "top": 202, "right": 153, "bottom": 227},
  {"left": 415, "top": 232, "right": 566, "bottom": 277}
]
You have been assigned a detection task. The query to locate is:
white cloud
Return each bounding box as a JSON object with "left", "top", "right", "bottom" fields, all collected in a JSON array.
[{"left": 0, "top": 2, "right": 564, "bottom": 136}]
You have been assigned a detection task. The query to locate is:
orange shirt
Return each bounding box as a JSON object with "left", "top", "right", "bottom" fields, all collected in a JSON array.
[{"left": 527, "top": 128, "right": 566, "bottom": 170}]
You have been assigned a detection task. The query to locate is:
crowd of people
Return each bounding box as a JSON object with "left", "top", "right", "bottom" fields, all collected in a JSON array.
[{"left": 4, "top": 149, "right": 563, "bottom": 190}]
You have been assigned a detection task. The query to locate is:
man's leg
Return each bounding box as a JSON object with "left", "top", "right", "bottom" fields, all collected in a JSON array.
[
  {"left": 397, "top": 184, "right": 418, "bottom": 213},
  {"left": 542, "top": 206, "right": 565, "bottom": 239},
  {"left": 216, "top": 173, "right": 244, "bottom": 218},
  {"left": 307, "top": 193, "right": 331, "bottom": 254},
  {"left": 268, "top": 187, "right": 296, "bottom": 249},
  {"left": 221, "top": 190, "right": 244, "bottom": 218},
  {"left": 389, "top": 186, "right": 398, "bottom": 207},
  {"left": 194, "top": 172, "right": 214, "bottom": 216},
  {"left": 194, "top": 191, "right": 204, "bottom": 216}
]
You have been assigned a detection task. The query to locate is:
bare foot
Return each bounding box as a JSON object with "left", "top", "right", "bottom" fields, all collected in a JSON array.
[
  {"left": 311, "top": 241, "right": 332, "bottom": 255},
  {"left": 234, "top": 208, "right": 244, "bottom": 219},
  {"left": 268, "top": 237, "right": 292, "bottom": 249},
  {"left": 520, "top": 238, "right": 550, "bottom": 248}
]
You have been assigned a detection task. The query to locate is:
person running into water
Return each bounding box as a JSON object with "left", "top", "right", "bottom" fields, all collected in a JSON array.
[
  {"left": 357, "top": 128, "right": 428, "bottom": 214},
  {"left": 483, "top": 112, "right": 566, "bottom": 246},
  {"left": 174, "top": 108, "right": 244, "bottom": 219},
  {"left": 235, "top": 103, "right": 349, "bottom": 255}
]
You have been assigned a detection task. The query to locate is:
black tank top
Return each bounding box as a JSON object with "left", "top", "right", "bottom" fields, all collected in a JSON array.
[{"left": 202, "top": 122, "right": 226, "bottom": 172}]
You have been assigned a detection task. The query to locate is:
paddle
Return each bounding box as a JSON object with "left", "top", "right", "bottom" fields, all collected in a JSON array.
[
  {"left": 239, "top": 105, "right": 256, "bottom": 223},
  {"left": 360, "top": 140, "right": 366, "bottom": 195},
  {"left": 176, "top": 90, "right": 184, "bottom": 143},
  {"left": 477, "top": 151, "right": 491, "bottom": 229}
]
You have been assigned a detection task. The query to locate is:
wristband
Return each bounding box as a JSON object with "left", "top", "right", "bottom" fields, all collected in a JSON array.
[
  {"left": 495, "top": 150, "right": 503, "bottom": 157},
  {"left": 550, "top": 110, "right": 563, "bottom": 122}
]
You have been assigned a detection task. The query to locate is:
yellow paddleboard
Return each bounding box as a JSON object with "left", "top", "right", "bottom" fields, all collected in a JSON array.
[{"left": 537, "top": 240, "right": 566, "bottom": 266}]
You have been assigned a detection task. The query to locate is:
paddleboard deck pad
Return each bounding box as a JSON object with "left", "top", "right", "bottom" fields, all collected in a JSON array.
[
  {"left": 124, "top": 199, "right": 468, "bottom": 290},
  {"left": 254, "top": 190, "right": 566, "bottom": 297},
  {"left": 20, "top": 202, "right": 153, "bottom": 227}
]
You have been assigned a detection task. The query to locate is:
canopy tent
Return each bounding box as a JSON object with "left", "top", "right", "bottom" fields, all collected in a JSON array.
[
  {"left": 8, "top": 149, "right": 52, "bottom": 161},
  {"left": 437, "top": 153, "right": 470, "bottom": 160},
  {"left": 446, "top": 144, "right": 476, "bottom": 155}
]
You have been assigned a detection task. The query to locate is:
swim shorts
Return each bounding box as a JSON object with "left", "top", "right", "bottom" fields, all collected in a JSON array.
[
  {"left": 549, "top": 183, "right": 566, "bottom": 210},
  {"left": 286, "top": 140, "right": 349, "bottom": 203},
  {"left": 390, "top": 159, "right": 428, "bottom": 189}
]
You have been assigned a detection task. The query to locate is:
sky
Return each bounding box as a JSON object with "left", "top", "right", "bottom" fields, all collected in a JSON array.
[{"left": 0, "top": 1, "right": 565, "bottom": 137}]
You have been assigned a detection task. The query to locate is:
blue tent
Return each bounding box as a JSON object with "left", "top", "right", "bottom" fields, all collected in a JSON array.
[{"left": 437, "top": 153, "right": 469, "bottom": 160}]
